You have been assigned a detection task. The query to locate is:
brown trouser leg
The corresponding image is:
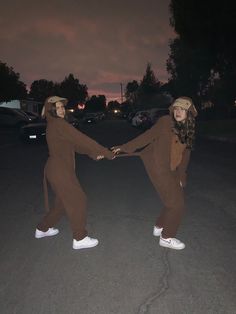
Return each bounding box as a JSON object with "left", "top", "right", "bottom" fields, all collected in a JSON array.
[
  {"left": 143, "top": 160, "right": 185, "bottom": 238},
  {"left": 60, "top": 186, "right": 88, "bottom": 240},
  {"left": 37, "top": 196, "right": 65, "bottom": 231},
  {"left": 38, "top": 179, "right": 88, "bottom": 241}
]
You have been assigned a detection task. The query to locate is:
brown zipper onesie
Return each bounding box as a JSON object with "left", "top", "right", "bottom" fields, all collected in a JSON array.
[
  {"left": 37, "top": 117, "right": 113, "bottom": 240},
  {"left": 120, "top": 115, "right": 191, "bottom": 238}
]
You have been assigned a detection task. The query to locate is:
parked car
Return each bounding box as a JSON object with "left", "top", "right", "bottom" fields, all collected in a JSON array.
[
  {"left": 151, "top": 109, "right": 169, "bottom": 124},
  {"left": 82, "top": 113, "right": 98, "bottom": 124},
  {"left": 23, "top": 110, "right": 40, "bottom": 122},
  {"left": 131, "top": 108, "right": 169, "bottom": 130},
  {"left": 0, "top": 107, "right": 34, "bottom": 127},
  {"left": 121, "top": 111, "right": 129, "bottom": 119},
  {"left": 96, "top": 111, "right": 106, "bottom": 120},
  {"left": 20, "top": 120, "right": 47, "bottom": 141},
  {"left": 131, "top": 111, "right": 152, "bottom": 129},
  {"left": 127, "top": 111, "right": 136, "bottom": 123},
  {"left": 19, "top": 114, "right": 80, "bottom": 142}
]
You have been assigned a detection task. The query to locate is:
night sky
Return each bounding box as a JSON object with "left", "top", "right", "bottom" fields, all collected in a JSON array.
[{"left": 0, "top": 0, "right": 175, "bottom": 101}]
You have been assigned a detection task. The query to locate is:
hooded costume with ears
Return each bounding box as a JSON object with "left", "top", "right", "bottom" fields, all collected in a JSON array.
[
  {"left": 37, "top": 96, "right": 113, "bottom": 240},
  {"left": 119, "top": 97, "right": 197, "bottom": 238}
]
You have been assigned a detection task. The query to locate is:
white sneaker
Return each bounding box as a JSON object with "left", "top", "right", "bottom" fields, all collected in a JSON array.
[
  {"left": 73, "top": 236, "right": 99, "bottom": 250},
  {"left": 159, "top": 236, "right": 185, "bottom": 250},
  {"left": 153, "top": 226, "right": 163, "bottom": 237},
  {"left": 35, "top": 228, "right": 59, "bottom": 239}
]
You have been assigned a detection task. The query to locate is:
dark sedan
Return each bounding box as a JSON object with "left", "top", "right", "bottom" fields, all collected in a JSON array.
[
  {"left": 82, "top": 113, "right": 98, "bottom": 124},
  {"left": 20, "top": 115, "right": 80, "bottom": 142},
  {"left": 20, "top": 121, "right": 47, "bottom": 141},
  {"left": 0, "top": 107, "right": 37, "bottom": 128}
]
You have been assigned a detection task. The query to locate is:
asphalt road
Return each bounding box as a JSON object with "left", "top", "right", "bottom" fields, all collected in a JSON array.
[{"left": 0, "top": 119, "right": 236, "bottom": 314}]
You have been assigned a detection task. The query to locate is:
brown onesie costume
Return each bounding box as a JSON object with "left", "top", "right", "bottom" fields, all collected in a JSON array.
[
  {"left": 120, "top": 114, "right": 191, "bottom": 238},
  {"left": 37, "top": 101, "right": 113, "bottom": 240}
]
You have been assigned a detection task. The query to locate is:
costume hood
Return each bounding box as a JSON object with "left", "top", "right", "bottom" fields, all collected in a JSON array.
[
  {"left": 41, "top": 96, "right": 68, "bottom": 120},
  {"left": 169, "top": 97, "right": 198, "bottom": 117}
]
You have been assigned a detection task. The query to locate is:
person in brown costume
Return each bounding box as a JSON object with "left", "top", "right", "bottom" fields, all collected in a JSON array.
[
  {"left": 35, "top": 96, "right": 114, "bottom": 250},
  {"left": 112, "top": 97, "right": 197, "bottom": 250}
]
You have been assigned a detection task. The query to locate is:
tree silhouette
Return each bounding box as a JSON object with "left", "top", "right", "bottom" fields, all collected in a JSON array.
[
  {"left": 166, "top": 38, "right": 213, "bottom": 108},
  {"left": 107, "top": 100, "right": 120, "bottom": 111},
  {"left": 60, "top": 74, "right": 88, "bottom": 103},
  {"left": 85, "top": 95, "right": 106, "bottom": 112},
  {"left": 0, "top": 61, "right": 27, "bottom": 102},
  {"left": 125, "top": 80, "right": 139, "bottom": 105},
  {"left": 138, "top": 63, "right": 162, "bottom": 109},
  {"left": 169, "top": 0, "right": 236, "bottom": 108},
  {"left": 29, "top": 74, "right": 88, "bottom": 107},
  {"left": 125, "top": 63, "right": 163, "bottom": 110},
  {"left": 29, "top": 79, "right": 55, "bottom": 102},
  {"left": 140, "top": 63, "right": 161, "bottom": 95}
]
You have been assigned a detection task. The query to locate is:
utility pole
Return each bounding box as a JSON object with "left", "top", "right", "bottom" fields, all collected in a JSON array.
[{"left": 120, "top": 83, "right": 123, "bottom": 103}]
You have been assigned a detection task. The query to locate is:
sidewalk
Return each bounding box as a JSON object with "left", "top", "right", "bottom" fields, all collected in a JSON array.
[
  {"left": 201, "top": 134, "right": 236, "bottom": 143},
  {"left": 197, "top": 118, "right": 236, "bottom": 144}
]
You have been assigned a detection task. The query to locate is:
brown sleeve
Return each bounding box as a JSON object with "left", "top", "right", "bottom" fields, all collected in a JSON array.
[
  {"left": 177, "top": 149, "right": 191, "bottom": 187},
  {"left": 59, "top": 119, "right": 113, "bottom": 160},
  {"left": 120, "top": 115, "right": 168, "bottom": 153}
]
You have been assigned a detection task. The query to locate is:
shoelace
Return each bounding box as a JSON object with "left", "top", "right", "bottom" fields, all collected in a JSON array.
[{"left": 161, "top": 237, "right": 180, "bottom": 244}]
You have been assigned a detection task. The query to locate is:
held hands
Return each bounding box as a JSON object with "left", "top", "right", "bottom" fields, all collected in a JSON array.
[
  {"left": 96, "top": 151, "right": 116, "bottom": 161},
  {"left": 96, "top": 154, "right": 116, "bottom": 160},
  {"left": 96, "top": 146, "right": 122, "bottom": 161},
  {"left": 110, "top": 146, "right": 121, "bottom": 155}
]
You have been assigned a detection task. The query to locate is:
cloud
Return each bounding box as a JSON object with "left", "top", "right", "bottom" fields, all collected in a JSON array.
[{"left": 0, "top": 0, "right": 175, "bottom": 100}]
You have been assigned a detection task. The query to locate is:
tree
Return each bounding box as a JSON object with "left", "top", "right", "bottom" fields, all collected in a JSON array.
[
  {"left": 107, "top": 100, "right": 120, "bottom": 111},
  {"left": 29, "top": 74, "right": 88, "bottom": 108},
  {"left": 59, "top": 74, "right": 88, "bottom": 103},
  {"left": 85, "top": 95, "right": 106, "bottom": 112},
  {"left": 139, "top": 63, "right": 161, "bottom": 95},
  {"left": 169, "top": 0, "right": 236, "bottom": 107},
  {"left": 138, "top": 63, "right": 161, "bottom": 109},
  {"left": 0, "top": 61, "right": 27, "bottom": 102},
  {"left": 29, "top": 79, "right": 55, "bottom": 102},
  {"left": 120, "top": 101, "right": 133, "bottom": 115},
  {"left": 125, "top": 80, "right": 139, "bottom": 105},
  {"left": 166, "top": 38, "right": 213, "bottom": 108},
  {"left": 125, "top": 63, "right": 164, "bottom": 110}
]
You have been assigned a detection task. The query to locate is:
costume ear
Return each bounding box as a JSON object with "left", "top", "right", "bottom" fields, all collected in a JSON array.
[{"left": 191, "top": 104, "right": 198, "bottom": 117}]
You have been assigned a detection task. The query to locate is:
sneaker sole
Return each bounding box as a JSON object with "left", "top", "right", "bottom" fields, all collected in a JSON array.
[
  {"left": 73, "top": 241, "right": 99, "bottom": 250},
  {"left": 35, "top": 231, "right": 59, "bottom": 238},
  {"left": 159, "top": 242, "right": 185, "bottom": 250}
]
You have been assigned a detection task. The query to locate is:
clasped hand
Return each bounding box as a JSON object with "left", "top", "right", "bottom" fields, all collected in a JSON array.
[
  {"left": 110, "top": 146, "right": 121, "bottom": 155},
  {"left": 96, "top": 146, "right": 122, "bottom": 160},
  {"left": 96, "top": 155, "right": 105, "bottom": 160}
]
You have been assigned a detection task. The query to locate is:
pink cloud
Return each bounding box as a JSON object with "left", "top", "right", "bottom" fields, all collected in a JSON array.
[
  {"left": 0, "top": 16, "right": 99, "bottom": 45},
  {"left": 0, "top": 1, "right": 174, "bottom": 102},
  {"left": 34, "top": 18, "right": 78, "bottom": 44},
  {"left": 91, "top": 71, "right": 140, "bottom": 85}
]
